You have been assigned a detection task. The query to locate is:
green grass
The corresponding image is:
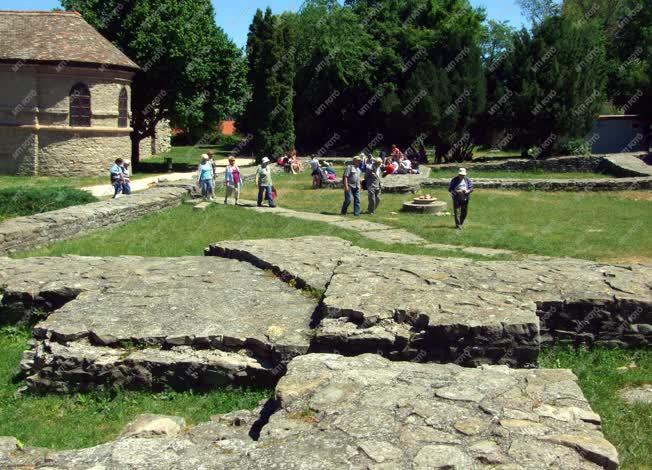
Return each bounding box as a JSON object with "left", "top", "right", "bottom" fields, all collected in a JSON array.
[
  {"left": 0, "top": 173, "right": 152, "bottom": 191},
  {"left": 0, "top": 187, "right": 98, "bottom": 222},
  {"left": 431, "top": 168, "right": 612, "bottom": 180},
  {"left": 145, "top": 142, "right": 241, "bottom": 165},
  {"left": 18, "top": 202, "right": 495, "bottom": 260},
  {"left": 0, "top": 326, "right": 270, "bottom": 450},
  {"left": 540, "top": 346, "right": 652, "bottom": 469},
  {"left": 236, "top": 171, "right": 651, "bottom": 263}
]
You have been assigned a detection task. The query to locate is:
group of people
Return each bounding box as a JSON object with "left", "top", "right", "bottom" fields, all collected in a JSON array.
[
  {"left": 110, "top": 158, "right": 131, "bottom": 198},
  {"left": 277, "top": 150, "right": 302, "bottom": 174},
  {"left": 379, "top": 144, "right": 425, "bottom": 175},
  {"left": 197, "top": 150, "right": 243, "bottom": 205},
  {"left": 339, "top": 154, "right": 474, "bottom": 229}
]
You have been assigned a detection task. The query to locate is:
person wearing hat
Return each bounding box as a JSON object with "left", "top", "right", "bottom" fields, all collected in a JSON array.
[
  {"left": 449, "top": 168, "right": 474, "bottom": 230},
  {"left": 365, "top": 157, "right": 383, "bottom": 214},
  {"left": 197, "top": 154, "right": 215, "bottom": 201},
  {"left": 341, "top": 155, "right": 362, "bottom": 216},
  {"left": 224, "top": 156, "right": 242, "bottom": 205},
  {"left": 255, "top": 157, "right": 276, "bottom": 208}
]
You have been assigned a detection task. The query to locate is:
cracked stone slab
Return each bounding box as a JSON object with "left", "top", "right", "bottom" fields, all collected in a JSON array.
[
  {"left": 206, "top": 236, "right": 362, "bottom": 291},
  {"left": 1, "top": 353, "right": 619, "bottom": 469},
  {"left": 361, "top": 228, "right": 427, "bottom": 245},
  {"left": 1, "top": 256, "right": 317, "bottom": 392},
  {"left": 208, "top": 237, "right": 652, "bottom": 363}
]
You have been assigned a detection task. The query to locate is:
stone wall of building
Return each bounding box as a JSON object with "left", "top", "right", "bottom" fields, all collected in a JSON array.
[
  {"left": 0, "top": 187, "right": 187, "bottom": 255},
  {"left": 0, "top": 64, "right": 136, "bottom": 176},
  {"left": 37, "top": 130, "right": 132, "bottom": 176}
]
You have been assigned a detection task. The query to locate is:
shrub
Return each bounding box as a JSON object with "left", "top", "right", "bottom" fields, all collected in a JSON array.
[
  {"left": 559, "top": 138, "right": 592, "bottom": 156},
  {"left": 0, "top": 187, "right": 98, "bottom": 220}
]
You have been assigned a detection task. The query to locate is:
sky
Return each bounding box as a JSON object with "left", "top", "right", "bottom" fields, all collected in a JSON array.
[{"left": 0, "top": 0, "right": 526, "bottom": 48}]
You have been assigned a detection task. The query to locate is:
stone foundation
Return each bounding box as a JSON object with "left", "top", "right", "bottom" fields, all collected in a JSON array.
[
  {"left": 1, "top": 236, "right": 649, "bottom": 395},
  {"left": 0, "top": 186, "right": 187, "bottom": 255},
  {"left": 424, "top": 176, "right": 652, "bottom": 191},
  {"left": 1, "top": 353, "right": 620, "bottom": 469}
]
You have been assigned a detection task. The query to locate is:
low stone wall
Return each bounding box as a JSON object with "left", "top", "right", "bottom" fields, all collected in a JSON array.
[
  {"left": 0, "top": 187, "right": 187, "bottom": 255},
  {"left": 435, "top": 153, "right": 649, "bottom": 177},
  {"left": 423, "top": 177, "right": 652, "bottom": 191}
]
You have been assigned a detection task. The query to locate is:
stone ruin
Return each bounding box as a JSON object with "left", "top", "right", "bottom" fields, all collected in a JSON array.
[
  {"left": 1, "top": 235, "right": 650, "bottom": 468},
  {"left": 401, "top": 195, "right": 448, "bottom": 215}
]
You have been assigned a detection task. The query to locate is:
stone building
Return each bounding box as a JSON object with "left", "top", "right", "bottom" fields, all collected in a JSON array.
[{"left": 0, "top": 10, "right": 169, "bottom": 177}]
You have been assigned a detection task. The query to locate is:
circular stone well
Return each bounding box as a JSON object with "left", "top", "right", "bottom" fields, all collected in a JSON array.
[{"left": 401, "top": 195, "right": 448, "bottom": 214}]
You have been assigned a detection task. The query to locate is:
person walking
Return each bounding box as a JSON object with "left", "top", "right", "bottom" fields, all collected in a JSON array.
[
  {"left": 341, "top": 155, "right": 362, "bottom": 216},
  {"left": 256, "top": 157, "right": 276, "bottom": 208},
  {"left": 197, "top": 154, "right": 214, "bottom": 201},
  {"left": 207, "top": 150, "right": 218, "bottom": 200},
  {"left": 121, "top": 161, "right": 132, "bottom": 196},
  {"left": 365, "top": 157, "right": 383, "bottom": 214},
  {"left": 449, "top": 168, "right": 474, "bottom": 230},
  {"left": 224, "top": 156, "right": 242, "bottom": 205},
  {"left": 110, "top": 158, "right": 125, "bottom": 199}
]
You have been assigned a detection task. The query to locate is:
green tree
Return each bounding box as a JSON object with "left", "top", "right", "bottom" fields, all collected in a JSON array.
[
  {"left": 344, "top": 0, "right": 487, "bottom": 161},
  {"left": 497, "top": 15, "right": 607, "bottom": 156},
  {"left": 517, "top": 0, "right": 561, "bottom": 25},
  {"left": 240, "top": 8, "right": 296, "bottom": 161},
  {"left": 61, "top": 0, "right": 247, "bottom": 162}
]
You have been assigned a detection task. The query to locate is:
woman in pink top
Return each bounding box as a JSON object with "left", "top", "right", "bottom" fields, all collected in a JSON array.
[{"left": 224, "top": 156, "right": 242, "bottom": 205}]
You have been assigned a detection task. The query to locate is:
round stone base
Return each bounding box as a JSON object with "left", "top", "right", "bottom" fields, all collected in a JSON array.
[{"left": 401, "top": 201, "right": 448, "bottom": 214}]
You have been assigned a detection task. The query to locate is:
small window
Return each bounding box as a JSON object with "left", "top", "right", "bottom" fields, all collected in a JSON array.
[
  {"left": 118, "top": 87, "right": 129, "bottom": 128},
  {"left": 69, "top": 83, "right": 91, "bottom": 127}
]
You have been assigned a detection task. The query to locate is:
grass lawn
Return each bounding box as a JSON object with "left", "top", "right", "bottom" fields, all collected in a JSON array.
[
  {"left": 0, "top": 187, "right": 98, "bottom": 223},
  {"left": 431, "top": 168, "right": 612, "bottom": 180},
  {"left": 237, "top": 171, "right": 651, "bottom": 263},
  {"left": 540, "top": 346, "right": 652, "bottom": 470},
  {"left": 144, "top": 142, "right": 244, "bottom": 166},
  {"left": 19, "top": 202, "right": 496, "bottom": 260},
  {"left": 0, "top": 173, "right": 152, "bottom": 191},
  {"left": 0, "top": 326, "right": 269, "bottom": 450}
]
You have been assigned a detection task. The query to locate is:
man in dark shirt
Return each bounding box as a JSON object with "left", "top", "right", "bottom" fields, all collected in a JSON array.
[{"left": 448, "top": 168, "right": 474, "bottom": 230}]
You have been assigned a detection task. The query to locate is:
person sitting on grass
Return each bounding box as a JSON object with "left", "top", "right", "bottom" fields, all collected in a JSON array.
[
  {"left": 121, "top": 161, "right": 132, "bottom": 196},
  {"left": 224, "top": 156, "right": 241, "bottom": 205},
  {"left": 110, "top": 158, "right": 125, "bottom": 199},
  {"left": 197, "top": 154, "right": 214, "bottom": 201},
  {"left": 310, "top": 155, "right": 322, "bottom": 189},
  {"left": 391, "top": 144, "right": 404, "bottom": 160},
  {"left": 384, "top": 157, "right": 398, "bottom": 175},
  {"left": 290, "top": 150, "right": 302, "bottom": 174},
  {"left": 449, "top": 167, "right": 474, "bottom": 231},
  {"left": 256, "top": 157, "right": 276, "bottom": 208}
]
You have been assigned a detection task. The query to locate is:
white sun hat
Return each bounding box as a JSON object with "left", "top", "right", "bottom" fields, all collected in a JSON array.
[
  {"left": 458, "top": 168, "right": 467, "bottom": 176},
  {"left": 262, "top": 157, "right": 270, "bottom": 164}
]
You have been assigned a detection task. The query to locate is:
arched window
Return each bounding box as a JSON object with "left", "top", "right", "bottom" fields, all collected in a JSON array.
[
  {"left": 69, "top": 83, "right": 91, "bottom": 127},
  {"left": 118, "top": 87, "right": 129, "bottom": 128}
]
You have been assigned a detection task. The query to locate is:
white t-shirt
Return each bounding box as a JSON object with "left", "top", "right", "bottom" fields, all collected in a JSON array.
[
  {"left": 310, "top": 158, "right": 320, "bottom": 171},
  {"left": 455, "top": 178, "right": 468, "bottom": 193}
]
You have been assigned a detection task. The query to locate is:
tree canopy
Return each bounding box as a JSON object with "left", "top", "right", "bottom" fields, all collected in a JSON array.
[{"left": 61, "top": 0, "right": 247, "bottom": 161}]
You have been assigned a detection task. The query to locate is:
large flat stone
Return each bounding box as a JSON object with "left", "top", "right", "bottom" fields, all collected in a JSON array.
[
  {"left": 0, "top": 353, "right": 618, "bottom": 469},
  {"left": 207, "top": 237, "right": 652, "bottom": 365},
  {"left": 1, "top": 256, "right": 317, "bottom": 392}
]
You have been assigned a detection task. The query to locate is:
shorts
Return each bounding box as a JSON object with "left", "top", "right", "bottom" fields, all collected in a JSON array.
[{"left": 311, "top": 169, "right": 321, "bottom": 177}]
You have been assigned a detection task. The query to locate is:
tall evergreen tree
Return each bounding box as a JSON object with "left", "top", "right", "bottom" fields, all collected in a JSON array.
[
  {"left": 240, "top": 8, "right": 296, "bottom": 161},
  {"left": 496, "top": 14, "right": 607, "bottom": 156}
]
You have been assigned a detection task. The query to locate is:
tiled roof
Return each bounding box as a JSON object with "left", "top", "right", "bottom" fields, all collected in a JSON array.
[{"left": 0, "top": 10, "right": 139, "bottom": 70}]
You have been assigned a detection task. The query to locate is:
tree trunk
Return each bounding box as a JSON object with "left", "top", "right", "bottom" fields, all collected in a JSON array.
[{"left": 131, "top": 133, "right": 141, "bottom": 167}]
